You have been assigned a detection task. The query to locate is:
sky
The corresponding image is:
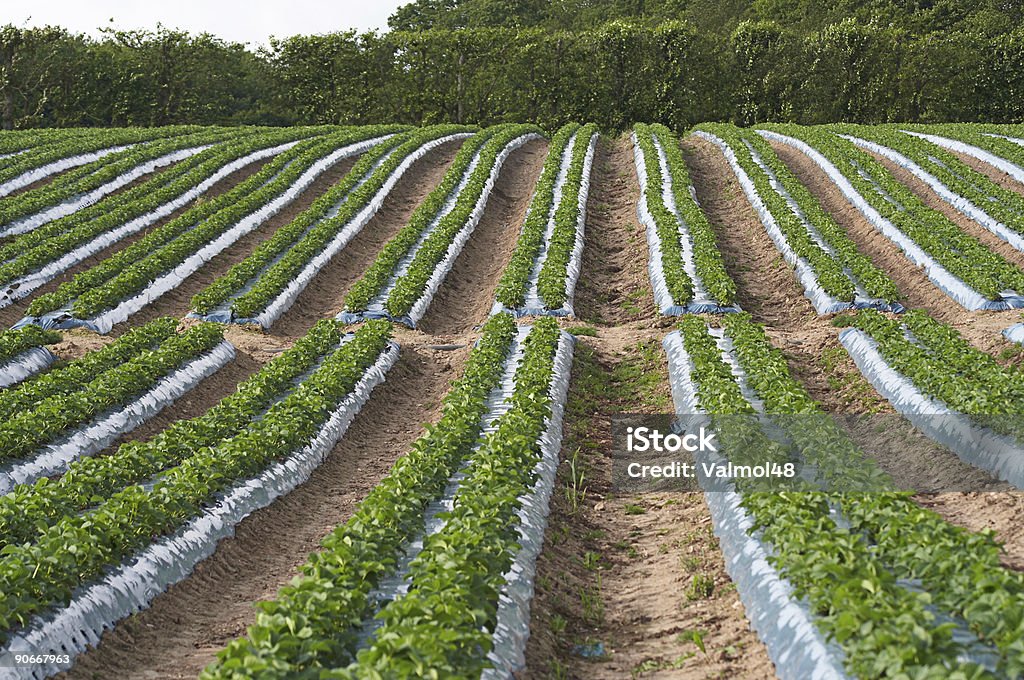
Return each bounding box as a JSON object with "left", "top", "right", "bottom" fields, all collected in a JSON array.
[{"left": 0, "top": 0, "right": 409, "bottom": 47}]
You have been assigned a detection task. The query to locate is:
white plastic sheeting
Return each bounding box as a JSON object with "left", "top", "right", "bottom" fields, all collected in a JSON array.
[
  {"left": 0, "top": 348, "right": 56, "bottom": 389},
  {"left": 902, "top": 131, "right": 1024, "bottom": 185},
  {"left": 19, "top": 135, "right": 392, "bottom": 334},
  {"left": 633, "top": 132, "right": 739, "bottom": 315},
  {"left": 838, "top": 327, "right": 1024, "bottom": 489},
  {"left": 842, "top": 135, "right": 1024, "bottom": 253},
  {"left": 356, "top": 327, "right": 528, "bottom": 647},
  {"left": 0, "top": 337, "right": 398, "bottom": 679},
  {"left": 759, "top": 129, "right": 1024, "bottom": 311},
  {"left": 0, "top": 340, "right": 235, "bottom": 496},
  {"left": 340, "top": 133, "right": 542, "bottom": 328},
  {"left": 0, "top": 146, "right": 212, "bottom": 238},
  {"left": 698, "top": 131, "right": 900, "bottom": 315},
  {"left": 484, "top": 330, "right": 574, "bottom": 677},
  {"left": 1004, "top": 323, "right": 1024, "bottom": 345},
  {"left": 662, "top": 330, "right": 848, "bottom": 680},
  {"left": 0, "top": 144, "right": 133, "bottom": 198},
  {"left": 196, "top": 133, "right": 471, "bottom": 329},
  {"left": 0, "top": 141, "right": 300, "bottom": 311}
]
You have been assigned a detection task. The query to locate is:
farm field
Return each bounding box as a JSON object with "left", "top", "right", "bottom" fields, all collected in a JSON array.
[{"left": 1, "top": 122, "right": 1024, "bottom": 680}]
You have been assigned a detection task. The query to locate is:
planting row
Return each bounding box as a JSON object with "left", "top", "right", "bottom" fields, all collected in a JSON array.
[
  {"left": 16, "top": 126, "right": 399, "bottom": 333},
  {"left": 633, "top": 122, "right": 737, "bottom": 314},
  {"left": 761, "top": 124, "right": 1024, "bottom": 311},
  {"left": 905, "top": 123, "right": 1024, "bottom": 185},
  {"left": 0, "top": 319, "right": 398, "bottom": 678},
  {"left": 838, "top": 309, "right": 1024, "bottom": 488},
  {"left": 0, "top": 318, "right": 233, "bottom": 494},
  {"left": 835, "top": 125, "right": 1024, "bottom": 254},
  {"left": 668, "top": 313, "right": 1024, "bottom": 678},
  {"left": 0, "top": 127, "right": 246, "bottom": 237},
  {"left": 492, "top": 122, "right": 598, "bottom": 316},
  {"left": 0, "top": 125, "right": 203, "bottom": 196},
  {"left": 0, "top": 127, "right": 326, "bottom": 311},
  {"left": 340, "top": 123, "right": 542, "bottom": 328},
  {"left": 190, "top": 124, "right": 473, "bottom": 328},
  {"left": 204, "top": 313, "right": 573, "bottom": 678},
  {"left": 696, "top": 124, "right": 901, "bottom": 314}
]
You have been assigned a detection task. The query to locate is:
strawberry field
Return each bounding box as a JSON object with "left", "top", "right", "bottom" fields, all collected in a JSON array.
[{"left": 1, "top": 121, "right": 1024, "bottom": 679}]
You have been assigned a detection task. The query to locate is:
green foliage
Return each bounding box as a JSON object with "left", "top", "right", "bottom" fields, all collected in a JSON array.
[
  {"left": 764, "top": 123, "right": 1024, "bottom": 301},
  {"left": 0, "top": 320, "right": 224, "bottom": 464},
  {"left": 697, "top": 123, "right": 898, "bottom": 303}
]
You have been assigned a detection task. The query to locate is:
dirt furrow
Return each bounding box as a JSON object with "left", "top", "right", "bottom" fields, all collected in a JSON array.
[
  {"left": 418, "top": 138, "right": 548, "bottom": 337},
  {"left": 766, "top": 138, "right": 1021, "bottom": 358},
  {"left": 524, "top": 135, "right": 773, "bottom": 679},
  {"left": 62, "top": 339, "right": 471, "bottom": 680},
  {"left": 270, "top": 139, "right": 464, "bottom": 339}
]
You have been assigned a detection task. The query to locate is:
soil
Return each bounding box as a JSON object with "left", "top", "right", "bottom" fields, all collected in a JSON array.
[
  {"left": 418, "top": 138, "right": 548, "bottom": 337},
  {"left": 107, "top": 156, "right": 359, "bottom": 334},
  {"left": 269, "top": 138, "right": 465, "bottom": 339},
  {"left": 946, "top": 149, "right": 1024, "bottom": 198},
  {"left": 766, "top": 138, "right": 1024, "bottom": 363}
]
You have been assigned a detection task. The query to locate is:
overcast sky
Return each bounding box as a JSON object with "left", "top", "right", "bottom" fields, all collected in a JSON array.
[{"left": 0, "top": 0, "right": 409, "bottom": 47}]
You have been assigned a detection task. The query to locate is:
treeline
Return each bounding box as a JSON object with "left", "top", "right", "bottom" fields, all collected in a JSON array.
[{"left": 2, "top": 20, "right": 1024, "bottom": 130}]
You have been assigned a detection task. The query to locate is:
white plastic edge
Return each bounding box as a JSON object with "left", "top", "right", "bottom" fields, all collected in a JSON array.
[
  {"left": 0, "top": 144, "right": 133, "bottom": 198},
  {"left": 29, "top": 135, "right": 391, "bottom": 333},
  {"left": 0, "top": 145, "right": 212, "bottom": 238},
  {"left": 0, "top": 348, "right": 57, "bottom": 389},
  {"left": 484, "top": 330, "right": 575, "bottom": 677},
  {"left": 842, "top": 135, "right": 1024, "bottom": 253},
  {"left": 757, "top": 130, "right": 996, "bottom": 311},
  {"left": 248, "top": 133, "right": 472, "bottom": 328},
  {"left": 902, "top": 131, "right": 1024, "bottom": 185},
  {"left": 662, "top": 330, "right": 848, "bottom": 680}
]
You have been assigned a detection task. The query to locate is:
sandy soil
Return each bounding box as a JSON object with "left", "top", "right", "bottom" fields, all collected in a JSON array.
[
  {"left": 62, "top": 340, "right": 471, "bottom": 680},
  {"left": 0, "top": 158, "right": 272, "bottom": 329},
  {"left": 108, "top": 156, "right": 360, "bottom": 333}
]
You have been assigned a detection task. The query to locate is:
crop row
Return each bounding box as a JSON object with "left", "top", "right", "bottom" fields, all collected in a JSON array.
[
  {"left": 342, "top": 123, "right": 541, "bottom": 326},
  {"left": 673, "top": 313, "right": 1024, "bottom": 677},
  {"left": 908, "top": 123, "right": 1024, "bottom": 177},
  {"left": 0, "top": 127, "right": 244, "bottom": 233},
  {"left": 191, "top": 125, "right": 471, "bottom": 325},
  {"left": 204, "top": 313, "right": 570, "bottom": 678},
  {"left": 762, "top": 124, "right": 1024, "bottom": 309},
  {"left": 633, "top": 122, "right": 736, "bottom": 313},
  {"left": 837, "top": 125, "right": 1024, "bottom": 249},
  {"left": 0, "top": 326, "right": 60, "bottom": 367},
  {"left": 0, "top": 125, "right": 207, "bottom": 194},
  {"left": 0, "top": 319, "right": 395, "bottom": 653},
  {"left": 0, "top": 128, "right": 322, "bottom": 310},
  {"left": 697, "top": 123, "right": 899, "bottom": 312},
  {"left": 20, "top": 126, "right": 398, "bottom": 332}
]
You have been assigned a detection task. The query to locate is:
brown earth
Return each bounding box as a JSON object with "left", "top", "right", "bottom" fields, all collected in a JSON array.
[
  {"left": 0, "top": 157, "right": 272, "bottom": 329},
  {"left": 523, "top": 135, "right": 774, "bottom": 680}
]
